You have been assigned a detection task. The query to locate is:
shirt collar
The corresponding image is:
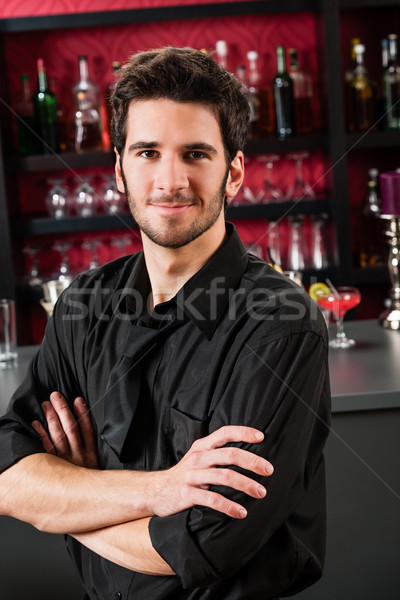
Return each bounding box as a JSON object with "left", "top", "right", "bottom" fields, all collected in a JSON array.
[{"left": 125, "top": 222, "right": 248, "bottom": 339}]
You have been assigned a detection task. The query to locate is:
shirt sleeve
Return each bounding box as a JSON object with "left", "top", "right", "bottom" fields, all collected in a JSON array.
[
  {"left": 0, "top": 283, "right": 85, "bottom": 473},
  {"left": 149, "top": 328, "right": 331, "bottom": 590}
]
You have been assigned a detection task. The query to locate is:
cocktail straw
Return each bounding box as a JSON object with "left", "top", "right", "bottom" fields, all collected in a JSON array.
[{"left": 326, "top": 278, "right": 341, "bottom": 299}]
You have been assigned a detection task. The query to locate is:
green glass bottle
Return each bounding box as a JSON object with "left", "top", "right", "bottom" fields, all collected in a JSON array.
[
  {"left": 383, "top": 34, "right": 400, "bottom": 130},
  {"left": 273, "top": 46, "right": 295, "bottom": 139},
  {"left": 15, "top": 74, "right": 38, "bottom": 156},
  {"left": 33, "top": 58, "right": 59, "bottom": 154}
]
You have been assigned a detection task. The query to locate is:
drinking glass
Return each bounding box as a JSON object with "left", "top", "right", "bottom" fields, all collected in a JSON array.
[
  {"left": 82, "top": 239, "right": 101, "bottom": 270},
  {"left": 100, "top": 174, "right": 125, "bottom": 214},
  {"left": 22, "top": 245, "right": 42, "bottom": 287},
  {"left": 45, "top": 178, "right": 70, "bottom": 219},
  {"left": 317, "top": 286, "right": 361, "bottom": 348},
  {"left": 53, "top": 241, "right": 73, "bottom": 281},
  {"left": 257, "top": 154, "right": 285, "bottom": 203},
  {"left": 267, "top": 220, "right": 281, "bottom": 266},
  {"left": 310, "top": 214, "right": 329, "bottom": 270},
  {"left": 287, "top": 216, "right": 307, "bottom": 271},
  {"left": 286, "top": 152, "right": 315, "bottom": 201},
  {"left": 73, "top": 177, "right": 98, "bottom": 218}
]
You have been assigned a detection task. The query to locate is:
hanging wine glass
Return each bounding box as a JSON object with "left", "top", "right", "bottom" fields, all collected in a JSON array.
[
  {"left": 111, "top": 236, "right": 131, "bottom": 258},
  {"left": 45, "top": 178, "right": 70, "bottom": 219},
  {"left": 82, "top": 239, "right": 101, "bottom": 270},
  {"left": 267, "top": 220, "right": 282, "bottom": 266},
  {"left": 311, "top": 214, "right": 329, "bottom": 270},
  {"left": 52, "top": 241, "right": 73, "bottom": 281},
  {"left": 73, "top": 177, "right": 98, "bottom": 218},
  {"left": 287, "top": 215, "right": 307, "bottom": 270},
  {"left": 257, "top": 154, "right": 285, "bottom": 203},
  {"left": 286, "top": 152, "right": 316, "bottom": 201},
  {"left": 100, "top": 174, "right": 125, "bottom": 214},
  {"left": 244, "top": 242, "right": 263, "bottom": 259},
  {"left": 22, "top": 245, "right": 43, "bottom": 287}
]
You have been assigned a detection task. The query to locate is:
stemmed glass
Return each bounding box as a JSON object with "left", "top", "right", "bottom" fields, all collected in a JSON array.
[
  {"left": 286, "top": 152, "right": 315, "bottom": 201},
  {"left": 100, "top": 174, "right": 125, "bottom": 215},
  {"left": 111, "top": 236, "right": 131, "bottom": 258},
  {"left": 73, "top": 177, "right": 98, "bottom": 218},
  {"left": 45, "top": 179, "right": 70, "bottom": 220},
  {"left": 257, "top": 154, "right": 285, "bottom": 203},
  {"left": 287, "top": 215, "right": 307, "bottom": 271},
  {"left": 22, "top": 245, "right": 42, "bottom": 287},
  {"left": 317, "top": 286, "right": 361, "bottom": 348},
  {"left": 82, "top": 239, "right": 101, "bottom": 270},
  {"left": 52, "top": 241, "right": 73, "bottom": 281}
]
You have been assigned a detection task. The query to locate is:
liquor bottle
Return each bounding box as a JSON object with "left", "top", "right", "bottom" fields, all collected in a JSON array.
[
  {"left": 49, "top": 76, "right": 69, "bottom": 152},
  {"left": 383, "top": 34, "right": 400, "bottom": 130},
  {"left": 246, "top": 51, "right": 261, "bottom": 139},
  {"left": 273, "top": 46, "right": 295, "bottom": 139},
  {"left": 377, "top": 39, "right": 389, "bottom": 131},
  {"left": 104, "top": 61, "right": 121, "bottom": 142},
  {"left": 33, "top": 58, "right": 59, "bottom": 154},
  {"left": 347, "top": 44, "right": 376, "bottom": 132},
  {"left": 344, "top": 37, "right": 361, "bottom": 131},
  {"left": 288, "top": 48, "right": 313, "bottom": 134},
  {"left": 15, "top": 74, "right": 37, "bottom": 155},
  {"left": 72, "top": 55, "right": 103, "bottom": 152},
  {"left": 359, "top": 179, "right": 386, "bottom": 268},
  {"left": 215, "top": 40, "right": 228, "bottom": 70}
]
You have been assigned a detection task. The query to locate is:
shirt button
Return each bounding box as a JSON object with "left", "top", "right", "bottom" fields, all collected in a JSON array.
[{"left": 115, "top": 593, "right": 122, "bottom": 600}]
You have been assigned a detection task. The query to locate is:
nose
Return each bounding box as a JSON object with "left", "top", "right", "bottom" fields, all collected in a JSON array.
[{"left": 154, "top": 155, "right": 189, "bottom": 194}]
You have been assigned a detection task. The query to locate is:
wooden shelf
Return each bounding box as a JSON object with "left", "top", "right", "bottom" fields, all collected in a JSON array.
[
  {"left": 346, "top": 131, "right": 400, "bottom": 152},
  {"left": 340, "top": 0, "right": 400, "bottom": 8}
]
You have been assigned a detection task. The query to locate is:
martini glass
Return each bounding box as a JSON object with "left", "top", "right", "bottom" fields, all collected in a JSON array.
[
  {"left": 257, "top": 154, "right": 285, "bottom": 203},
  {"left": 286, "top": 152, "right": 315, "bottom": 201},
  {"left": 317, "top": 286, "right": 361, "bottom": 348}
]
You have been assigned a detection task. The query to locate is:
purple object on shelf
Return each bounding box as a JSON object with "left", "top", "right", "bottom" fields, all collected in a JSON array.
[{"left": 380, "top": 171, "right": 400, "bottom": 217}]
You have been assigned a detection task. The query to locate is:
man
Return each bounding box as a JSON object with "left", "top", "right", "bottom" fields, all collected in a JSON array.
[{"left": 0, "top": 47, "right": 330, "bottom": 599}]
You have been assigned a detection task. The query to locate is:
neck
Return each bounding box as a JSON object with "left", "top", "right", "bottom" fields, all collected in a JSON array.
[{"left": 142, "top": 216, "right": 227, "bottom": 311}]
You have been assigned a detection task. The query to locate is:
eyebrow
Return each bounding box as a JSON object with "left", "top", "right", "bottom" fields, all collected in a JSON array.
[{"left": 127, "top": 141, "right": 218, "bottom": 155}]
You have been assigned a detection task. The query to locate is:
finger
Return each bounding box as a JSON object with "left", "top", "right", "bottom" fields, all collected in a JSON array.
[
  {"left": 42, "top": 401, "right": 70, "bottom": 459},
  {"left": 191, "top": 468, "right": 267, "bottom": 499},
  {"left": 32, "top": 420, "right": 57, "bottom": 455},
  {"left": 190, "top": 446, "right": 273, "bottom": 477},
  {"left": 49, "top": 392, "right": 84, "bottom": 459},
  {"left": 74, "top": 397, "right": 99, "bottom": 468},
  {"left": 189, "top": 487, "right": 248, "bottom": 520},
  {"left": 191, "top": 426, "right": 264, "bottom": 453}
]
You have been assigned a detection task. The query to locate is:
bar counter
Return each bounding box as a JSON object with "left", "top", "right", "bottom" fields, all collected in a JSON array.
[
  {"left": 1, "top": 320, "right": 399, "bottom": 599},
  {"left": 2, "top": 320, "right": 399, "bottom": 415}
]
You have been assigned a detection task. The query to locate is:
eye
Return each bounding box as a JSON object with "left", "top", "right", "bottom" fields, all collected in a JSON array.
[
  {"left": 186, "top": 150, "right": 207, "bottom": 160},
  {"left": 139, "top": 150, "right": 158, "bottom": 158}
]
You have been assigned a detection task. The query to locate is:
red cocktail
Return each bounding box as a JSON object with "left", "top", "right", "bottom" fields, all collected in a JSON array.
[{"left": 317, "top": 286, "right": 361, "bottom": 348}]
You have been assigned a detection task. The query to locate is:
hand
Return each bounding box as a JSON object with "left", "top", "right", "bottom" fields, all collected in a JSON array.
[
  {"left": 152, "top": 426, "right": 274, "bottom": 520},
  {"left": 32, "top": 391, "right": 99, "bottom": 469}
]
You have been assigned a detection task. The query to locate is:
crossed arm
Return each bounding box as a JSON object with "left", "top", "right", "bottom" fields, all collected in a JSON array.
[{"left": 0, "top": 392, "right": 273, "bottom": 576}]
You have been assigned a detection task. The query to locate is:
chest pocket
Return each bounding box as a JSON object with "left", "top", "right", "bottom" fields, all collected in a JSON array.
[{"left": 165, "top": 406, "right": 208, "bottom": 464}]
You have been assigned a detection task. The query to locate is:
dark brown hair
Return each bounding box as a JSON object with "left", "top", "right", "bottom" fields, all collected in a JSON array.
[{"left": 111, "top": 46, "right": 250, "bottom": 164}]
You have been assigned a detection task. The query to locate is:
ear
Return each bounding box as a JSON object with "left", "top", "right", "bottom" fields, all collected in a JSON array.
[
  {"left": 115, "top": 148, "right": 126, "bottom": 194},
  {"left": 225, "top": 151, "right": 244, "bottom": 201}
]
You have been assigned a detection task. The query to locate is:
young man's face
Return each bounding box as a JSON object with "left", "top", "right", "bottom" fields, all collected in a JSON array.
[{"left": 115, "top": 99, "right": 243, "bottom": 249}]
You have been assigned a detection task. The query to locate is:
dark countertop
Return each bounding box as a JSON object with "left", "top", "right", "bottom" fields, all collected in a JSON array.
[{"left": 1, "top": 320, "right": 399, "bottom": 415}]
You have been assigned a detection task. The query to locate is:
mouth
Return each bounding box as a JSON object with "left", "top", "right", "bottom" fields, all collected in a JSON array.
[{"left": 149, "top": 203, "right": 195, "bottom": 215}]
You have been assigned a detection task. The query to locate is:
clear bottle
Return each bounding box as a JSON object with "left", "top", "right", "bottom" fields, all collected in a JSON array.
[
  {"left": 288, "top": 48, "right": 313, "bottom": 134},
  {"left": 347, "top": 44, "right": 376, "bottom": 132},
  {"left": 273, "top": 46, "right": 295, "bottom": 139},
  {"left": 359, "top": 179, "right": 386, "bottom": 268},
  {"left": 72, "top": 55, "right": 103, "bottom": 152},
  {"left": 344, "top": 37, "right": 361, "bottom": 130},
  {"left": 33, "top": 58, "right": 59, "bottom": 154},
  {"left": 15, "top": 74, "right": 37, "bottom": 155},
  {"left": 246, "top": 51, "right": 261, "bottom": 139},
  {"left": 383, "top": 34, "right": 400, "bottom": 130},
  {"left": 104, "top": 61, "right": 121, "bottom": 142},
  {"left": 215, "top": 40, "right": 229, "bottom": 70}
]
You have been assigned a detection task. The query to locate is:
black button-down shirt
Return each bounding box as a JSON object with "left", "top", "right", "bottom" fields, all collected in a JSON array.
[{"left": 0, "top": 223, "right": 331, "bottom": 599}]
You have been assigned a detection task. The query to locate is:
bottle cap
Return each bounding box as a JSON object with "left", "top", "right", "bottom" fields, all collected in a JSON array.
[
  {"left": 247, "top": 51, "right": 258, "bottom": 61},
  {"left": 216, "top": 40, "right": 228, "bottom": 57}
]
